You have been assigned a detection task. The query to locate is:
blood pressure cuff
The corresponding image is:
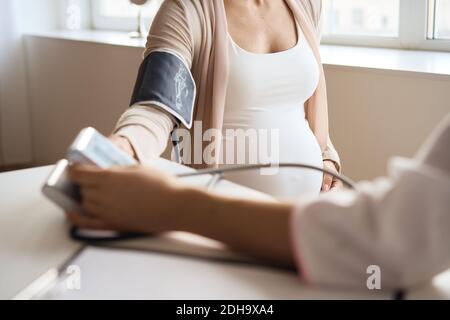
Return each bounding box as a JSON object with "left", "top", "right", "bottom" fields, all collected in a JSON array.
[{"left": 130, "top": 50, "right": 196, "bottom": 129}]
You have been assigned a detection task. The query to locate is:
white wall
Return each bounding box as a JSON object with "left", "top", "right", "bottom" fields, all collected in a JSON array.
[
  {"left": 25, "top": 36, "right": 450, "bottom": 181},
  {"left": 0, "top": 0, "right": 60, "bottom": 166},
  {"left": 0, "top": 71, "right": 4, "bottom": 164},
  {"left": 25, "top": 37, "right": 143, "bottom": 165},
  {"left": 326, "top": 66, "right": 450, "bottom": 180},
  {"left": 0, "top": 0, "right": 33, "bottom": 165}
]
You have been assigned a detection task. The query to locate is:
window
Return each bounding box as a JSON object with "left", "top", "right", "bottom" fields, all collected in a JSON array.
[
  {"left": 428, "top": 0, "right": 450, "bottom": 40},
  {"left": 322, "top": 0, "right": 450, "bottom": 51},
  {"left": 85, "top": 0, "right": 450, "bottom": 51},
  {"left": 323, "top": 0, "right": 400, "bottom": 37},
  {"left": 91, "top": 0, "right": 163, "bottom": 31}
]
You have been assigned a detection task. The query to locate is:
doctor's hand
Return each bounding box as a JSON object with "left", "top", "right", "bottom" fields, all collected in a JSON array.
[
  {"left": 322, "top": 160, "right": 343, "bottom": 192},
  {"left": 67, "top": 165, "right": 182, "bottom": 233}
]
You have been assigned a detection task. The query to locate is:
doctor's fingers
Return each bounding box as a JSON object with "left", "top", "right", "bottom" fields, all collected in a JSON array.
[
  {"left": 81, "top": 198, "right": 104, "bottom": 218},
  {"left": 69, "top": 165, "right": 107, "bottom": 187},
  {"left": 66, "top": 212, "right": 111, "bottom": 230},
  {"left": 80, "top": 186, "right": 106, "bottom": 204}
]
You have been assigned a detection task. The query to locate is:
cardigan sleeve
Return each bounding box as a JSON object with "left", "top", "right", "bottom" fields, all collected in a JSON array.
[
  {"left": 114, "top": 106, "right": 176, "bottom": 164},
  {"left": 114, "top": 0, "right": 197, "bottom": 163},
  {"left": 322, "top": 138, "right": 341, "bottom": 171},
  {"left": 304, "top": 0, "right": 323, "bottom": 37},
  {"left": 144, "top": 0, "right": 195, "bottom": 65},
  {"left": 301, "top": 0, "right": 342, "bottom": 171}
]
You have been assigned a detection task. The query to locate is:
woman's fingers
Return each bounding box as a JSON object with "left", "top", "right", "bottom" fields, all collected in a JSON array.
[
  {"left": 322, "top": 173, "right": 333, "bottom": 192},
  {"left": 69, "top": 165, "right": 105, "bottom": 187},
  {"left": 66, "top": 212, "right": 110, "bottom": 230},
  {"left": 331, "top": 178, "right": 344, "bottom": 190},
  {"left": 322, "top": 160, "right": 340, "bottom": 192}
]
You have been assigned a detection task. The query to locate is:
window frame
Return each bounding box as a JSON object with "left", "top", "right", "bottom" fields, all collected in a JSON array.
[
  {"left": 321, "top": 0, "right": 450, "bottom": 52},
  {"left": 88, "top": 0, "right": 450, "bottom": 52}
]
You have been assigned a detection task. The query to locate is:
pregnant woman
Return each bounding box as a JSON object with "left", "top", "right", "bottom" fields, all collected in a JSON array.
[{"left": 110, "top": 0, "right": 342, "bottom": 197}]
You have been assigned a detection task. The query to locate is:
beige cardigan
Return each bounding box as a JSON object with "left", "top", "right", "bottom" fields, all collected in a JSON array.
[{"left": 115, "top": 0, "right": 341, "bottom": 170}]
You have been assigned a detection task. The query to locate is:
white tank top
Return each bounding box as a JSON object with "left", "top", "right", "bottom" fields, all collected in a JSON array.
[{"left": 221, "top": 24, "right": 323, "bottom": 198}]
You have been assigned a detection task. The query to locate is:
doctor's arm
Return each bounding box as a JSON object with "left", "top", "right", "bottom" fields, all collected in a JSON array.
[
  {"left": 68, "top": 159, "right": 450, "bottom": 289},
  {"left": 67, "top": 165, "right": 296, "bottom": 268}
]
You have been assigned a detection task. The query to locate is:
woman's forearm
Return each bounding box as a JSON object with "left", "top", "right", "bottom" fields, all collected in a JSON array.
[{"left": 172, "top": 186, "right": 296, "bottom": 268}]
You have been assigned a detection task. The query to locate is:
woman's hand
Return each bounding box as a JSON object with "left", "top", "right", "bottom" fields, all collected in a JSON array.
[
  {"left": 321, "top": 160, "right": 343, "bottom": 192},
  {"left": 108, "top": 135, "right": 137, "bottom": 160},
  {"left": 67, "top": 165, "right": 182, "bottom": 233}
]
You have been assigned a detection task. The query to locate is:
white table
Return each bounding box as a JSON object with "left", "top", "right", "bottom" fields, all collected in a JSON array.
[
  {"left": 1, "top": 159, "right": 448, "bottom": 300},
  {"left": 0, "top": 166, "right": 81, "bottom": 299}
]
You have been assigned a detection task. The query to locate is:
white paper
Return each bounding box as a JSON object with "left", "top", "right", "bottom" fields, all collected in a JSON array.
[{"left": 38, "top": 247, "right": 392, "bottom": 300}]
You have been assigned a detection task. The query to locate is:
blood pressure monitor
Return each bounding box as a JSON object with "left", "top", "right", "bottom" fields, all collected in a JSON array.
[
  {"left": 42, "top": 159, "right": 84, "bottom": 214},
  {"left": 42, "top": 127, "right": 137, "bottom": 214},
  {"left": 67, "top": 127, "right": 137, "bottom": 168}
]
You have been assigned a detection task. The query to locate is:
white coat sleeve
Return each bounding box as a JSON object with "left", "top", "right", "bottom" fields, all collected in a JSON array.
[
  {"left": 291, "top": 115, "right": 450, "bottom": 290},
  {"left": 291, "top": 163, "right": 450, "bottom": 290}
]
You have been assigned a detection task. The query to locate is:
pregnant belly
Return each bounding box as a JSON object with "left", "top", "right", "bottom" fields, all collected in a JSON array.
[{"left": 221, "top": 118, "right": 323, "bottom": 199}]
